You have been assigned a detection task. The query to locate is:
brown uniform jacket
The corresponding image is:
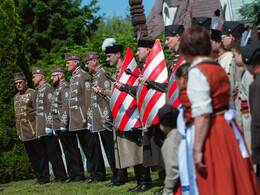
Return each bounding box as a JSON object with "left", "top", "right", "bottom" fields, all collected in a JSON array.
[
  {"left": 68, "top": 66, "right": 92, "bottom": 131},
  {"left": 249, "top": 71, "right": 260, "bottom": 164},
  {"left": 88, "top": 65, "right": 113, "bottom": 132},
  {"left": 14, "top": 88, "right": 37, "bottom": 142},
  {"left": 52, "top": 79, "right": 70, "bottom": 130},
  {"left": 105, "top": 66, "right": 143, "bottom": 168},
  {"left": 36, "top": 81, "right": 55, "bottom": 137}
]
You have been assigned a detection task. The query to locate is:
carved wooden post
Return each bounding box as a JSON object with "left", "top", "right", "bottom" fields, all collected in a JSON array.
[{"left": 129, "top": 0, "right": 148, "bottom": 39}]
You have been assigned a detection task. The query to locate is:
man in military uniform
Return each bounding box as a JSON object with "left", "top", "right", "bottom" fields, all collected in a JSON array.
[
  {"left": 83, "top": 51, "right": 126, "bottom": 187},
  {"left": 14, "top": 72, "right": 49, "bottom": 185},
  {"left": 50, "top": 65, "right": 85, "bottom": 183},
  {"left": 164, "top": 24, "right": 185, "bottom": 77},
  {"left": 32, "top": 67, "right": 67, "bottom": 183},
  {"left": 222, "top": 21, "right": 246, "bottom": 129},
  {"left": 102, "top": 39, "right": 151, "bottom": 193},
  {"left": 241, "top": 41, "right": 260, "bottom": 186},
  {"left": 138, "top": 25, "right": 185, "bottom": 105},
  {"left": 65, "top": 53, "right": 105, "bottom": 183},
  {"left": 210, "top": 29, "right": 233, "bottom": 73}
]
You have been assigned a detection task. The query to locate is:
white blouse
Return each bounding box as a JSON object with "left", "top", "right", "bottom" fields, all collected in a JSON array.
[{"left": 187, "top": 58, "right": 234, "bottom": 118}]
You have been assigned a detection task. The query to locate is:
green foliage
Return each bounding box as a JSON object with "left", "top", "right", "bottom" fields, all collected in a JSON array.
[
  {"left": 45, "top": 15, "right": 137, "bottom": 83},
  {"left": 94, "top": 14, "right": 133, "bottom": 38},
  {"left": 239, "top": 1, "right": 260, "bottom": 27},
  {"left": 0, "top": 0, "right": 33, "bottom": 183},
  {"left": 14, "top": 0, "right": 102, "bottom": 65},
  {"left": 0, "top": 143, "right": 35, "bottom": 183}
]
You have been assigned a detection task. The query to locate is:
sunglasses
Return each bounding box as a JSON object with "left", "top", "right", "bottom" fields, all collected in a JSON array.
[
  {"left": 15, "top": 81, "right": 24, "bottom": 85},
  {"left": 51, "top": 74, "right": 59, "bottom": 77}
]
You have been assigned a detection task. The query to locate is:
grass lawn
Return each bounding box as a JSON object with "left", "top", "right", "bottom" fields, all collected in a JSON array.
[{"left": 0, "top": 167, "right": 164, "bottom": 195}]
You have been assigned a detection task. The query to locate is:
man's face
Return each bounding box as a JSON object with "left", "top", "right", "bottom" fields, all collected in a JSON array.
[
  {"left": 221, "top": 34, "right": 233, "bottom": 50},
  {"left": 66, "top": 60, "right": 78, "bottom": 72},
  {"left": 136, "top": 47, "right": 150, "bottom": 63},
  {"left": 32, "top": 74, "right": 42, "bottom": 86},
  {"left": 231, "top": 48, "right": 244, "bottom": 67},
  {"left": 165, "top": 36, "right": 178, "bottom": 51},
  {"left": 15, "top": 79, "right": 27, "bottom": 92},
  {"left": 51, "top": 72, "right": 60, "bottom": 87},
  {"left": 106, "top": 53, "right": 118, "bottom": 67},
  {"left": 85, "top": 59, "right": 96, "bottom": 73}
]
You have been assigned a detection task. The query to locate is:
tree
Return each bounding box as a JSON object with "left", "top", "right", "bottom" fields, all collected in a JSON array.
[
  {"left": 14, "top": 0, "right": 102, "bottom": 65},
  {"left": 239, "top": 1, "right": 260, "bottom": 27},
  {"left": 0, "top": 0, "right": 34, "bottom": 183}
]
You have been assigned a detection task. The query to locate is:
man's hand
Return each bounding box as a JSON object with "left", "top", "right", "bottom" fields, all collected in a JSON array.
[
  {"left": 114, "top": 80, "right": 125, "bottom": 90},
  {"left": 138, "top": 75, "right": 148, "bottom": 85},
  {"left": 92, "top": 85, "right": 101, "bottom": 93}
]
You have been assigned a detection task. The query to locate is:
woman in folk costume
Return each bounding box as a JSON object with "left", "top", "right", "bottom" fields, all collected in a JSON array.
[{"left": 178, "top": 26, "right": 259, "bottom": 195}]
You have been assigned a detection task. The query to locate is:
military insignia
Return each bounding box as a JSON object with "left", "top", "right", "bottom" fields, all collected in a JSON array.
[
  {"left": 72, "top": 54, "right": 75, "bottom": 59},
  {"left": 104, "top": 80, "right": 110, "bottom": 89},
  {"left": 64, "top": 91, "right": 69, "bottom": 100},
  {"left": 103, "top": 107, "right": 109, "bottom": 120},
  {"left": 48, "top": 93, "right": 53, "bottom": 101},
  {"left": 87, "top": 107, "right": 92, "bottom": 120},
  {"left": 37, "top": 69, "right": 40, "bottom": 72},
  {"left": 85, "top": 81, "right": 91, "bottom": 89},
  {"left": 57, "top": 67, "right": 61, "bottom": 70},
  {"left": 89, "top": 54, "right": 93, "bottom": 59}
]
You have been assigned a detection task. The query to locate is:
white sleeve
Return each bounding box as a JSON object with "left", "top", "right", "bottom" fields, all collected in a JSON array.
[{"left": 187, "top": 67, "right": 213, "bottom": 118}]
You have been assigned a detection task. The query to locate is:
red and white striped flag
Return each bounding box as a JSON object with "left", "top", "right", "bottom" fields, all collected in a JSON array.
[
  {"left": 110, "top": 47, "right": 142, "bottom": 131},
  {"left": 167, "top": 57, "right": 185, "bottom": 108},
  {"left": 137, "top": 39, "right": 167, "bottom": 127}
]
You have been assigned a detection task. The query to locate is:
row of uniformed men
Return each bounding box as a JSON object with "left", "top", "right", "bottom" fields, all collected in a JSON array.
[{"left": 13, "top": 16, "right": 252, "bottom": 193}]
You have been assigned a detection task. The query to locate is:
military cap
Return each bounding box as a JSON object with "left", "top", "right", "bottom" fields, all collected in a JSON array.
[
  {"left": 65, "top": 53, "right": 81, "bottom": 61},
  {"left": 211, "top": 29, "right": 222, "bottom": 42},
  {"left": 241, "top": 41, "right": 260, "bottom": 65},
  {"left": 192, "top": 17, "right": 212, "bottom": 30},
  {"left": 222, "top": 21, "right": 245, "bottom": 37},
  {"left": 105, "top": 44, "right": 123, "bottom": 54},
  {"left": 137, "top": 39, "right": 155, "bottom": 48},
  {"left": 82, "top": 52, "right": 99, "bottom": 63},
  {"left": 14, "top": 72, "right": 26, "bottom": 81},
  {"left": 32, "top": 67, "right": 46, "bottom": 76},
  {"left": 158, "top": 104, "right": 179, "bottom": 127},
  {"left": 165, "top": 24, "right": 185, "bottom": 37},
  {"left": 51, "top": 65, "right": 65, "bottom": 73}
]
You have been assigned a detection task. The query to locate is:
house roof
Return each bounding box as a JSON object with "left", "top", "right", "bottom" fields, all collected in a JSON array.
[{"left": 146, "top": 0, "right": 223, "bottom": 37}]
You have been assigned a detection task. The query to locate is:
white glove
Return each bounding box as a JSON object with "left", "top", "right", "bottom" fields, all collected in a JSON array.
[
  {"left": 87, "top": 123, "right": 92, "bottom": 130},
  {"left": 45, "top": 127, "right": 52, "bottom": 136},
  {"left": 53, "top": 130, "right": 58, "bottom": 136},
  {"left": 60, "top": 127, "right": 67, "bottom": 132}
]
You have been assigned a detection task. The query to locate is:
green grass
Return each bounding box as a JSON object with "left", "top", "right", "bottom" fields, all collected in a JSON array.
[{"left": 0, "top": 167, "right": 164, "bottom": 195}]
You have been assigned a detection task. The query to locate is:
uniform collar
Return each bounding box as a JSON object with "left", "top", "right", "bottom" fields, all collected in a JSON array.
[
  {"left": 19, "top": 87, "right": 29, "bottom": 95},
  {"left": 253, "top": 68, "right": 260, "bottom": 80},
  {"left": 38, "top": 81, "right": 47, "bottom": 89},
  {"left": 93, "top": 65, "right": 102, "bottom": 76},
  {"left": 58, "top": 79, "right": 65, "bottom": 87},
  {"left": 73, "top": 66, "right": 81, "bottom": 75}
]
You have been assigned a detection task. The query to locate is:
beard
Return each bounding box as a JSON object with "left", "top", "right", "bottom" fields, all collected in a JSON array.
[{"left": 52, "top": 77, "right": 60, "bottom": 88}]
